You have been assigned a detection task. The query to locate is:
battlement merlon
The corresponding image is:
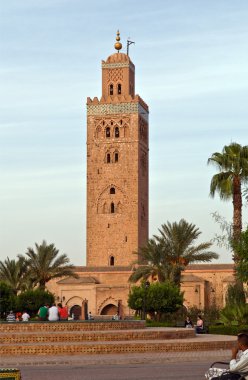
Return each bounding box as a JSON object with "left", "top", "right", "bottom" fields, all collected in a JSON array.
[{"left": 86, "top": 95, "right": 149, "bottom": 113}]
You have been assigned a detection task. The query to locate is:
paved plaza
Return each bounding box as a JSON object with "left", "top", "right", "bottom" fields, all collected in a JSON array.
[
  {"left": 0, "top": 350, "right": 231, "bottom": 380},
  {"left": 0, "top": 333, "right": 235, "bottom": 379}
]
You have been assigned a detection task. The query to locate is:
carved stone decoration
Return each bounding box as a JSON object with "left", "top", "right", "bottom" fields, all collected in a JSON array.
[
  {"left": 108, "top": 68, "right": 123, "bottom": 83},
  {"left": 97, "top": 185, "right": 126, "bottom": 214},
  {"left": 94, "top": 117, "right": 130, "bottom": 141}
]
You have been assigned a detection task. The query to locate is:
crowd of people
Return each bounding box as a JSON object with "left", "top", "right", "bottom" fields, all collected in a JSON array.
[
  {"left": 37, "top": 303, "right": 69, "bottom": 321},
  {"left": 5, "top": 303, "right": 70, "bottom": 322}
]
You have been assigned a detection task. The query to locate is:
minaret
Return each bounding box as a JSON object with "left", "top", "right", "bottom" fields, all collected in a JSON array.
[{"left": 86, "top": 31, "right": 149, "bottom": 267}]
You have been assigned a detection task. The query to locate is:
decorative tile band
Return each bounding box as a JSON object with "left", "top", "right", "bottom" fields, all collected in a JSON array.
[
  {"left": 87, "top": 103, "right": 148, "bottom": 121},
  {"left": 102, "top": 62, "right": 135, "bottom": 71}
]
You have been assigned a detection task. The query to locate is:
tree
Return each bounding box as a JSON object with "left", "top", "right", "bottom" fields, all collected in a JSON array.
[
  {"left": 232, "top": 228, "right": 248, "bottom": 283},
  {"left": 130, "top": 220, "right": 218, "bottom": 286},
  {"left": 16, "top": 289, "right": 54, "bottom": 317},
  {"left": 208, "top": 143, "right": 248, "bottom": 250},
  {"left": 19, "top": 240, "right": 78, "bottom": 290},
  {"left": 129, "top": 238, "right": 173, "bottom": 283},
  {"left": 0, "top": 256, "right": 29, "bottom": 295},
  {"left": 128, "top": 282, "right": 183, "bottom": 320},
  {"left": 0, "top": 282, "right": 17, "bottom": 318},
  {"left": 155, "top": 219, "right": 218, "bottom": 286}
]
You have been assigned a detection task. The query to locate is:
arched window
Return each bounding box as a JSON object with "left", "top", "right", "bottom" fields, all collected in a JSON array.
[
  {"left": 110, "top": 256, "right": 115, "bottom": 266},
  {"left": 109, "top": 84, "right": 113, "bottom": 95},
  {"left": 114, "top": 152, "right": 119, "bottom": 163},
  {"left": 106, "top": 153, "right": 111, "bottom": 163},
  {"left": 117, "top": 83, "right": 122, "bottom": 94},
  {"left": 110, "top": 187, "right": 115, "bottom": 194},
  {"left": 106, "top": 127, "right": 110, "bottom": 138},
  {"left": 115, "top": 127, "right": 119, "bottom": 138},
  {"left": 111, "top": 202, "right": 115, "bottom": 213}
]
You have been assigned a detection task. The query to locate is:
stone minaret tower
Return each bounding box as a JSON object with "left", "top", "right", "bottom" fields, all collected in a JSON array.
[{"left": 86, "top": 31, "right": 149, "bottom": 267}]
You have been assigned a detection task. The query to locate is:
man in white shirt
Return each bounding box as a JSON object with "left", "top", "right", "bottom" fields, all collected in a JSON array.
[
  {"left": 21, "top": 311, "right": 30, "bottom": 322},
  {"left": 48, "top": 304, "right": 59, "bottom": 321},
  {"left": 206, "top": 333, "right": 248, "bottom": 380}
]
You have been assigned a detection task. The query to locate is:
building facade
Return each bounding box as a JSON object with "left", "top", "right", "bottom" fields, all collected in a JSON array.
[{"left": 46, "top": 34, "right": 235, "bottom": 317}]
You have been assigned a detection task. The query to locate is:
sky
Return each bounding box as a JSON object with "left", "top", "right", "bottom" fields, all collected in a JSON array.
[{"left": 1, "top": 0, "right": 248, "bottom": 266}]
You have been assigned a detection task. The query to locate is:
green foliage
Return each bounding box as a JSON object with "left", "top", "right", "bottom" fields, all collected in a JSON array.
[
  {"left": 232, "top": 228, "right": 248, "bottom": 283},
  {"left": 147, "top": 282, "right": 183, "bottom": 314},
  {"left": 225, "top": 283, "right": 246, "bottom": 305},
  {"left": 19, "top": 240, "right": 78, "bottom": 290},
  {"left": 208, "top": 143, "right": 248, "bottom": 201},
  {"left": 208, "top": 142, "right": 248, "bottom": 243},
  {"left": 127, "top": 285, "right": 144, "bottom": 311},
  {"left": 129, "top": 219, "right": 218, "bottom": 286},
  {"left": 0, "top": 281, "right": 17, "bottom": 318},
  {"left": 128, "top": 281, "right": 183, "bottom": 318},
  {"left": 16, "top": 289, "right": 55, "bottom": 316},
  {"left": 209, "top": 325, "right": 248, "bottom": 336},
  {"left": 219, "top": 304, "right": 248, "bottom": 326},
  {"left": 0, "top": 256, "right": 29, "bottom": 295},
  {"left": 129, "top": 238, "right": 171, "bottom": 283}
]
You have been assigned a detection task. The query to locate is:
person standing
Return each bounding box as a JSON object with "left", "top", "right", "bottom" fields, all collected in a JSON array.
[{"left": 48, "top": 304, "right": 59, "bottom": 321}]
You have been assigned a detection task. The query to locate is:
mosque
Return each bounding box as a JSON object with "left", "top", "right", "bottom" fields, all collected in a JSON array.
[{"left": 47, "top": 32, "right": 234, "bottom": 318}]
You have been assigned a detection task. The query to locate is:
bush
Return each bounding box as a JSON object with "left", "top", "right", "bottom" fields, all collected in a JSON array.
[
  {"left": 219, "top": 304, "right": 248, "bottom": 326},
  {"left": 16, "top": 289, "right": 55, "bottom": 317},
  {"left": 209, "top": 325, "right": 248, "bottom": 336},
  {"left": 128, "top": 281, "right": 183, "bottom": 320}
]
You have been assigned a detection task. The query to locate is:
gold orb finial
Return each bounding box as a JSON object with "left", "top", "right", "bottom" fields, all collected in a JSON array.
[{"left": 114, "top": 30, "right": 122, "bottom": 52}]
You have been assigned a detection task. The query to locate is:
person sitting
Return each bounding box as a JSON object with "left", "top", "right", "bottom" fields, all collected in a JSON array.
[
  {"left": 195, "top": 315, "right": 204, "bottom": 333},
  {"left": 48, "top": 304, "right": 59, "bottom": 321},
  {"left": 21, "top": 310, "right": 30, "bottom": 322},
  {"left": 57, "top": 303, "right": 68, "bottom": 321},
  {"left": 6, "top": 310, "right": 16, "bottom": 322},
  {"left": 205, "top": 333, "right": 248, "bottom": 379},
  {"left": 38, "top": 304, "right": 49, "bottom": 321},
  {"left": 184, "top": 316, "right": 193, "bottom": 328},
  {"left": 88, "top": 311, "right": 94, "bottom": 320}
]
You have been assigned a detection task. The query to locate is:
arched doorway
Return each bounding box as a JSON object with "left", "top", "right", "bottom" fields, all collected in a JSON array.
[
  {"left": 70, "top": 304, "right": 81, "bottom": 320},
  {"left": 100, "top": 304, "right": 118, "bottom": 316}
]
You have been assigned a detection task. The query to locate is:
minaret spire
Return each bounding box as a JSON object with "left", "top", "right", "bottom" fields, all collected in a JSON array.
[{"left": 114, "top": 30, "right": 122, "bottom": 52}]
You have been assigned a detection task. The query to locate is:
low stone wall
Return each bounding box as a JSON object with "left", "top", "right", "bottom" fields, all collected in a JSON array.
[
  {"left": 0, "top": 328, "right": 195, "bottom": 344},
  {"left": 0, "top": 320, "right": 145, "bottom": 333},
  {"left": 0, "top": 339, "right": 234, "bottom": 356}
]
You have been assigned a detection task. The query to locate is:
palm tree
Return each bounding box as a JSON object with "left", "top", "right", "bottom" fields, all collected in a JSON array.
[
  {"left": 208, "top": 143, "right": 248, "bottom": 248},
  {"left": 129, "top": 238, "right": 173, "bottom": 283},
  {"left": 0, "top": 256, "right": 29, "bottom": 295},
  {"left": 19, "top": 240, "right": 78, "bottom": 290},
  {"left": 155, "top": 219, "right": 219, "bottom": 286},
  {"left": 129, "top": 219, "right": 218, "bottom": 286}
]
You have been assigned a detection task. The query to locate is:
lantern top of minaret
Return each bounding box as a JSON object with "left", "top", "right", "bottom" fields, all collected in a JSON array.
[{"left": 114, "top": 30, "right": 122, "bottom": 52}]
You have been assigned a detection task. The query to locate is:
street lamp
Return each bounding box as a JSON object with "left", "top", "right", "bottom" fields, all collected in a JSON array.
[{"left": 142, "top": 281, "right": 150, "bottom": 320}]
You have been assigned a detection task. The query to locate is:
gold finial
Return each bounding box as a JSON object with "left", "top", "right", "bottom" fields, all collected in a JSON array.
[{"left": 114, "top": 30, "right": 122, "bottom": 52}]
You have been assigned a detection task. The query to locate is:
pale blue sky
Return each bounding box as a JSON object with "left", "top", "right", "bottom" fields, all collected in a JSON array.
[{"left": 1, "top": 0, "right": 248, "bottom": 265}]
